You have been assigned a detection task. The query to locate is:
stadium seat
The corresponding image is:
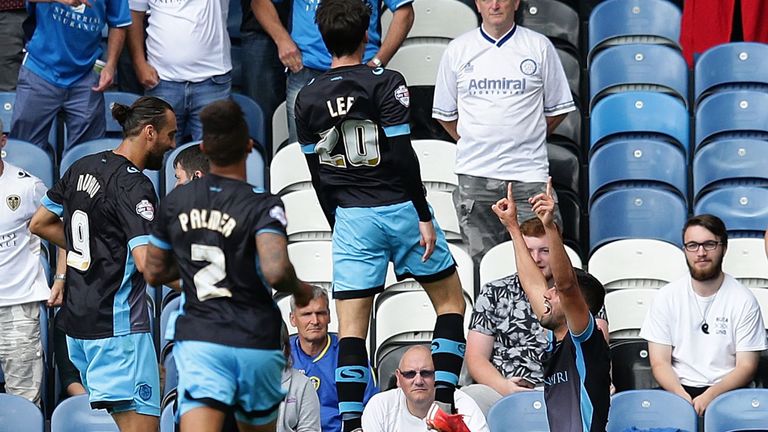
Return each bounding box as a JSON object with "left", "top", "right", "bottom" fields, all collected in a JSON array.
[
  {"left": 704, "top": 389, "right": 768, "bottom": 432},
  {"left": 607, "top": 390, "right": 697, "bottom": 432},
  {"left": 589, "top": 187, "right": 688, "bottom": 253},
  {"left": 408, "top": 86, "right": 456, "bottom": 142},
  {"left": 750, "top": 289, "right": 768, "bottom": 329},
  {"left": 162, "top": 349, "right": 178, "bottom": 403},
  {"left": 281, "top": 190, "right": 332, "bottom": 241},
  {"left": 588, "top": 239, "right": 687, "bottom": 291},
  {"left": 724, "top": 238, "right": 768, "bottom": 289},
  {"left": 270, "top": 142, "right": 312, "bottom": 195},
  {"left": 0, "top": 393, "right": 44, "bottom": 432},
  {"left": 694, "top": 90, "right": 768, "bottom": 151},
  {"left": 227, "top": 0, "right": 242, "bottom": 41},
  {"left": 555, "top": 48, "right": 581, "bottom": 102},
  {"left": 692, "top": 138, "right": 768, "bottom": 200},
  {"left": 375, "top": 343, "right": 429, "bottom": 390},
  {"left": 588, "top": 139, "right": 687, "bottom": 203},
  {"left": 604, "top": 288, "right": 657, "bottom": 339},
  {"left": 547, "top": 142, "right": 580, "bottom": 196},
  {"left": 412, "top": 139, "right": 457, "bottom": 192},
  {"left": 271, "top": 101, "right": 289, "bottom": 158},
  {"left": 519, "top": 0, "right": 580, "bottom": 54},
  {"left": 231, "top": 45, "right": 243, "bottom": 91},
  {"left": 587, "top": 0, "right": 682, "bottom": 64},
  {"left": 487, "top": 391, "right": 549, "bottom": 432},
  {"left": 0, "top": 92, "right": 13, "bottom": 133},
  {"left": 479, "top": 240, "right": 583, "bottom": 288},
  {"left": 589, "top": 44, "right": 688, "bottom": 110},
  {"left": 693, "top": 186, "right": 768, "bottom": 238},
  {"left": 277, "top": 288, "right": 340, "bottom": 335},
  {"left": 387, "top": 41, "right": 448, "bottom": 87},
  {"left": 556, "top": 189, "right": 584, "bottom": 256},
  {"left": 51, "top": 394, "right": 118, "bottom": 432},
  {"left": 549, "top": 107, "right": 582, "bottom": 159},
  {"left": 103, "top": 92, "right": 140, "bottom": 137},
  {"left": 160, "top": 402, "right": 175, "bottom": 432},
  {"left": 425, "top": 190, "right": 461, "bottom": 242},
  {"left": 2, "top": 139, "right": 55, "bottom": 187},
  {"left": 590, "top": 92, "right": 689, "bottom": 154},
  {"left": 286, "top": 241, "right": 333, "bottom": 289},
  {"left": 380, "top": 0, "right": 477, "bottom": 41},
  {"left": 163, "top": 141, "right": 266, "bottom": 193},
  {"left": 694, "top": 42, "right": 768, "bottom": 106},
  {"left": 610, "top": 339, "right": 657, "bottom": 392},
  {"left": 231, "top": 93, "right": 267, "bottom": 152},
  {"left": 160, "top": 295, "right": 181, "bottom": 350}
]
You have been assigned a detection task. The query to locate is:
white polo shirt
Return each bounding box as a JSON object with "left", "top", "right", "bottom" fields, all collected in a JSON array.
[
  {"left": 130, "top": 0, "right": 232, "bottom": 82},
  {"left": 640, "top": 274, "right": 768, "bottom": 387},
  {"left": 0, "top": 162, "right": 50, "bottom": 307},
  {"left": 433, "top": 24, "right": 575, "bottom": 182}
]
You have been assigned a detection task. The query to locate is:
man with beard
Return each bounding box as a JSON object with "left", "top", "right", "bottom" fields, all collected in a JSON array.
[
  {"left": 641, "top": 214, "right": 767, "bottom": 415},
  {"left": 30, "top": 96, "right": 176, "bottom": 431}
]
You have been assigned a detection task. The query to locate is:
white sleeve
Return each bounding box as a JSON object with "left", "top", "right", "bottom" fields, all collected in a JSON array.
[
  {"left": 432, "top": 44, "right": 459, "bottom": 121},
  {"left": 361, "top": 393, "right": 388, "bottom": 432},
  {"left": 735, "top": 294, "right": 768, "bottom": 351},
  {"left": 28, "top": 178, "right": 48, "bottom": 219},
  {"left": 455, "top": 391, "right": 490, "bottom": 432},
  {"left": 639, "top": 288, "right": 673, "bottom": 345},
  {"left": 540, "top": 39, "right": 575, "bottom": 117},
  {"left": 129, "top": 0, "right": 149, "bottom": 12}
]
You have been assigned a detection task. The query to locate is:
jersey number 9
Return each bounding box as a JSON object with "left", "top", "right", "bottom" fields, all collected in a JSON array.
[{"left": 67, "top": 210, "right": 91, "bottom": 271}]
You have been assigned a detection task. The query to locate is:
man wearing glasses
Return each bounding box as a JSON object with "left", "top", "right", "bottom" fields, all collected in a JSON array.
[
  {"left": 641, "top": 214, "right": 767, "bottom": 415},
  {"left": 362, "top": 345, "right": 489, "bottom": 431}
]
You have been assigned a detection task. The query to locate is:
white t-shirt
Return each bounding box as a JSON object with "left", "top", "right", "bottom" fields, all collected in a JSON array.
[
  {"left": 0, "top": 162, "right": 50, "bottom": 307},
  {"left": 432, "top": 24, "right": 575, "bottom": 182},
  {"left": 129, "top": 0, "right": 232, "bottom": 82},
  {"left": 361, "top": 388, "right": 489, "bottom": 432},
  {"left": 640, "top": 274, "right": 767, "bottom": 387}
]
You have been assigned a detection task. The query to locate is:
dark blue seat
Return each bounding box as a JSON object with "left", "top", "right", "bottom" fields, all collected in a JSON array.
[
  {"left": 694, "top": 42, "right": 768, "bottom": 106},
  {"left": 103, "top": 92, "right": 140, "bottom": 137},
  {"left": 487, "top": 391, "right": 549, "bottom": 432},
  {"left": 607, "top": 390, "right": 697, "bottom": 432},
  {"left": 2, "top": 139, "right": 55, "bottom": 187},
  {"left": 694, "top": 90, "right": 768, "bottom": 151},
  {"left": 588, "top": 0, "right": 682, "bottom": 63},
  {"left": 704, "top": 389, "right": 768, "bottom": 432},
  {"left": 693, "top": 186, "right": 768, "bottom": 237},
  {"left": 589, "top": 139, "right": 687, "bottom": 203},
  {"left": 231, "top": 93, "right": 267, "bottom": 153},
  {"left": 589, "top": 44, "right": 688, "bottom": 110},
  {"left": 589, "top": 186, "right": 688, "bottom": 253},
  {"left": 162, "top": 349, "right": 178, "bottom": 402},
  {"left": 0, "top": 393, "right": 44, "bottom": 432},
  {"left": 160, "top": 295, "right": 181, "bottom": 351},
  {"left": 590, "top": 92, "right": 689, "bottom": 154},
  {"left": 693, "top": 138, "right": 768, "bottom": 200},
  {"left": 0, "top": 92, "right": 14, "bottom": 133}
]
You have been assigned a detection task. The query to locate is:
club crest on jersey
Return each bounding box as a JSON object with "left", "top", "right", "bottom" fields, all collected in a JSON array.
[
  {"left": 6, "top": 195, "right": 20, "bottom": 211},
  {"left": 137, "top": 383, "right": 152, "bottom": 401},
  {"left": 269, "top": 206, "right": 288, "bottom": 227},
  {"left": 463, "top": 62, "right": 474, "bottom": 73},
  {"left": 135, "top": 199, "right": 155, "bottom": 221},
  {"left": 394, "top": 85, "right": 410, "bottom": 107},
  {"left": 310, "top": 376, "right": 320, "bottom": 391},
  {"left": 520, "top": 58, "right": 537, "bottom": 76}
]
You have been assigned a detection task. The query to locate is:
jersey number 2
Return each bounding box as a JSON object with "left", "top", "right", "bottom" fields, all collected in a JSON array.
[
  {"left": 316, "top": 119, "right": 380, "bottom": 168},
  {"left": 191, "top": 244, "right": 233, "bottom": 301},
  {"left": 67, "top": 210, "right": 91, "bottom": 271}
]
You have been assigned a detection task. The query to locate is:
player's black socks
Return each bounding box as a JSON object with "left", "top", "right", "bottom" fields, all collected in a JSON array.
[
  {"left": 432, "top": 313, "right": 466, "bottom": 411},
  {"left": 336, "top": 337, "right": 369, "bottom": 432}
]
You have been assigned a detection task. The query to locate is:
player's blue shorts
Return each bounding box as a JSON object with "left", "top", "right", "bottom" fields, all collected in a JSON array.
[
  {"left": 332, "top": 201, "right": 456, "bottom": 299},
  {"left": 173, "top": 340, "right": 286, "bottom": 426},
  {"left": 66, "top": 332, "right": 160, "bottom": 416}
]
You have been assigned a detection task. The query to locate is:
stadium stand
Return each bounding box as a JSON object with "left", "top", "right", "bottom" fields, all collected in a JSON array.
[
  {"left": 693, "top": 186, "right": 768, "bottom": 238},
  {"left": 269, "top": 143, "right": 312, "bottom": 195},
  {"left": 0, "top": 393, "right": 44, "bottom": 432},
  {"left": 722, "top": 238, "right": 768, "bottom": 289},
  {"left": 280, "top": 189, "right": 332, "bottom": 242},
  {"left": 411, "top": 139, "right": 458, "bottom": 192},
  {"left": 603, "top": 288, "right": 657, "bottom": 339},
  {"left": 694, "top": 90, "right": 768, "bottom": 151},
  {"left": 588, "top": 239, "right": 688, "bottom": 291},
  {"left": 694, "top": 42, "right": 768, "bottom": 106},
  {"left": 486, "top": 391, "right": 549, "bottom": 432},
  {"left": 704, "top": 389, "right": 768, "bottom": 431},
  {"left": 606, "top": 390, "right": 698, "bottom": 432},
  {"left": 692, "top": 138, "right": 768, "bottom": 201}
]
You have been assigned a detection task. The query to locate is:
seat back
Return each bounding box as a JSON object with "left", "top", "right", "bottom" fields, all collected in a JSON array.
[
  {"left": 270, "top": 143, "right": 312, "bottom": 195},
  {"left": 411, "top": 139, "right": 457, "bottom": 192},
  {"left": 281, "top": 190, "right": 332, "bottom": 241},
  {"left": 51, "top": 394, "right": 119, "bottom": 432},
  {"left": 0, "top": 393, "right": 44, "bottom": 432},
  {"left": 487, "top": 391, "right": 549, "bottom": 432},
  {"left": 231, "top": 93, "right": 267, "bottom": 152},
  {"left": 519, "top": 0, "right": 579, "bottom": 53},
  {"left": 694, "top": 90, "right": 768, "bottom": 151},
  {"left": 387, "top": 41, "right": 448, "bottom": 87},
  {"left": 588, "top": 239, "right": 687, "bottom": 291},
  {"left": 0, "top": 92, "right": 14, "bottom": 133},
  {"left": 693, "top": 138, "right": 768, "bottom": 199},
  {"left": 704, "top": 389, "right": 768, "bottom": 432},
  {"left": 604, "top": 289, "right": 657, "bottom": 338},
  {"left": 103, "top": 92, "right": 140, "bottom": 137},
  {"left": 610, "top": 340, "right": 657, "bottom": 392},
  {"left": 380, "top": 0, "right": 477, "bottom": 41},
  {"left": 693, "top": 186, "right": 768, "bottom": 236},
  {"left": 271, "top": 101, "right": 289, "bottom": 158},
  {"left": 607, "top": 390, "right": 697, "bottom": 432},
  {"left": 724, "top": 239, "right": 768, "bottom": 289},
  {"left": 2, "top": 139, "right": 55, "bottom": 187},
  {"left": 694, "top": 42, "right": 768, "bottom": 106}
]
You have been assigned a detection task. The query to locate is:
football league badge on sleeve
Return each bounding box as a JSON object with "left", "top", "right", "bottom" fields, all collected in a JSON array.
[{"left": 394, "top": 85, "right": 410, "bottom": 108}]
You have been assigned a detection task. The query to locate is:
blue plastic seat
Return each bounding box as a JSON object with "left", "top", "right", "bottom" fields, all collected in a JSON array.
[
  {"left": 2, "top": 139, "right": 55, "bottom": 187},
  {"left": 60, "top": 138, "right": 162, "bottom": 196},
  {"left": 693, "top": 138, "right": 768, "bottom": 199},
  {"left": 231, "top": 93, "right": 267, "bottom": 152},
  {"left": 589, "top": 186, "right": 688, "bottom": 253},
  {"left": 0, "top": 92, "right": 14, "bottom": 133},
  {"left": 160, "top": 402, "right": 175, "bottom": 432},
  {"left": 588, "top": 0, "right": 682, "bottom": 64},
  {"left": 589, "top": 44, "right": 688, "bottom": 110},
  {"left": 51, "top": 394, "right": 118, "bottom": 432},
  {"left": 0, "top": 393, "right": 44, "bottom": 432},
  {"left": 693, "top": 186, "right": 768, "bottom": 237},
  {"left": 160, "top": 295, "right": 181, "bottom": 350},
  {"left": 590, "top": 92, "right": 689, "bottom": 154},
  {"left": 694, "top": 90, "right": 768, "bottom": 151},
  {"left": 589, "top": 139, "right": 687, "bottom": 203},
  {"left": 227, "top": 0, "right": 242, "bottom": 41},
  {"left": 704, "top": 389, "right": 768, "bottom": 432},
  {"left": 694, "top": 42, "right": 768, "bottom": 106},
  {"left": 231, "top": 45, "right": 243, "bottom": 90},
  {"left": 103, "top": 92, "right": 140, "bottom": 137},
  {"left": 487, "top": 391, "right": 549, "bottom": 432},
  {"left": 162, "top": 349, "right": 178, "bottom": 402},
  {"left": 607, "top": 390, "right": 697, "bottom": 432}
]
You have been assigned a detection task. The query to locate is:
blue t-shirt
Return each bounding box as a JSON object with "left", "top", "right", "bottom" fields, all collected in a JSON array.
[
  {"left": 25, "top": 0, "right": 131, "bottom": 87},
  {"left": 290, "top": 333, "right": 378, "bottom": 432},
  {"left": 290, "top": 0, "right": 412, "bottom": 71}
]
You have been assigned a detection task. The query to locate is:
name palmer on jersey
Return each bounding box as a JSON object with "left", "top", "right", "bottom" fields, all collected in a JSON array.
[{"left": 178, "top": 208, "right": 237, "bottom": 238}]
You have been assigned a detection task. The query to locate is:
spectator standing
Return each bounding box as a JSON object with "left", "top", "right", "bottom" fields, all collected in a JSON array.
[{"left": 0, "top": 0, "right": 26, "bottom": 91}]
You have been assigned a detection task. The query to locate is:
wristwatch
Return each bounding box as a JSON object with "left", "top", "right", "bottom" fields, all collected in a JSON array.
[
  {"left": 54, "top": 274, "right": 66, "bottom": 282},
  {"left": 370, "top": 57, "right": 383, "bottom": 68}
]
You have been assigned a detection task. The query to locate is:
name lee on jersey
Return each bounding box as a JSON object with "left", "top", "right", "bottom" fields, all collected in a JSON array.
[
  {"left": 178, "top": 209, "right": 237, "bottom": 238},
  {"left": 327, "top": 96, "right": 355, "bottom": 118}
]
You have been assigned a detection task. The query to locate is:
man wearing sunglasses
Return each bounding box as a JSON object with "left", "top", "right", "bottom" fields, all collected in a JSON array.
[
  {"left": 361, "top": 345, "right": 489, "bottom": 431},
  {"left": 641, "top": 214, "right": 767, "bottom": 415}
]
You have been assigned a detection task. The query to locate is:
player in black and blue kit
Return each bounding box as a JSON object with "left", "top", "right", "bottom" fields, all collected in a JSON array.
[
  {"left": 294, "top": 1, "right": 469, "bottom": 431},
  {"left": 143, "top": 99, "right": 313, "bottom": 432},
  {"left": 30, "top": 96, "right": 177, "bottom": 431},
  {"left": 492, "top": 179, "right": 611, "bottom": 432}
]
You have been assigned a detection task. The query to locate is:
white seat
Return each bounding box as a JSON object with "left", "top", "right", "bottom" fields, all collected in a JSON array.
[
  {"left": 479, "top": 240, "right": 583, "bottom": 288},
  {"left": 381, "top": 0, "right": 478, "bottom": 41},
  {"left": 270, "top": 142, "right": 312, "bottom": 195},
  {"left": 387, "top": 41, "right": 448, "bottom": 87},
  {"left": 287, "top": 241, "right": 333, "bottom": 288},
  {"left": 588, "top": 239, "right": 688, "bottom": 291},
  {"left": 281, "top": 190, "right": 332, "bottom": 242},
  {"left": 724, "top": 238, "right": 768, "bottom": 289},
  {"left": 604, "top": 288, "right": 658, "bottom": 339},
  {"left": 426, "top": 190, "right": 461, "bottom": 241},
  {"left": 412, "top": 139, "right": 458, "bottom": 192},
  {"left": 272, "top": 100, "right": 289, "bottom": 157},
  {"left": 749, "top": 288, "right": 768, "bottom": 330},
  {"left": 383, "top": 243, "right": 475, "bottom": 302}
]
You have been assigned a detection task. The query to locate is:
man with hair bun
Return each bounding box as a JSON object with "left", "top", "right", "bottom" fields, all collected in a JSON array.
[{"left": 30, "top": 96, "right": 177, "bottom": 431}]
